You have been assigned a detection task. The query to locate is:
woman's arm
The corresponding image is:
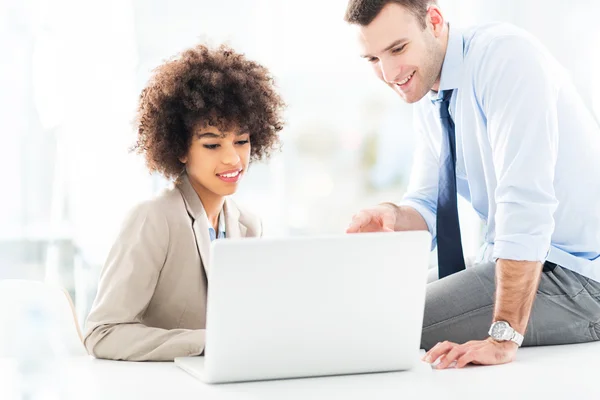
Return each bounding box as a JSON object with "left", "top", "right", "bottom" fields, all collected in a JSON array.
[{"left": 84, "top": 202, "right": 204, "bottom": 361}]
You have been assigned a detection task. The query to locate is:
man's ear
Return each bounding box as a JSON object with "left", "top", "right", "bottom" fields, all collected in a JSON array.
[{"left": 426, "top": 5, "right": 445, "bottom": 38}]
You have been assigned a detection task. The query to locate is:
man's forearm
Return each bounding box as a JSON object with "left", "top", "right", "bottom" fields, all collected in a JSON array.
[
  {"left": 493, "top": 258, "right": 543, "bottom": 334},
  {"left": 381, "top": 203, "right": 428, "bottom": 232}
]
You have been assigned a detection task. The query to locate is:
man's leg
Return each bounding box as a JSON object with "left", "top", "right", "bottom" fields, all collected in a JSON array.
[{"left": 421, "top": 262, "right": 600, "bottom": 350}]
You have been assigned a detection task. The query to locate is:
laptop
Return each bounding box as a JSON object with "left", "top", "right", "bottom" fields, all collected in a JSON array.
[{"left": 175, "top": 231, "right": 431, "bottom": 384}]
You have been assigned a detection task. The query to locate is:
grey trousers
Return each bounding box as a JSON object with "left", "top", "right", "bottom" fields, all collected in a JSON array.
[{"left": 421, "top": 262, "right": 600, "bottom": 350}]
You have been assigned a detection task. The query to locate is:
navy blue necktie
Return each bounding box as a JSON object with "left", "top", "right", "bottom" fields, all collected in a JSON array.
[{"left": 436, "top": 90, "right": 466, "bottom": 278}]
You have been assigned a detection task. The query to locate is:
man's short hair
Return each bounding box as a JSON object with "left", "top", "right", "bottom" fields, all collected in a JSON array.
[{"left": 344, "top": 0, "right": 437, "bottom": 29}]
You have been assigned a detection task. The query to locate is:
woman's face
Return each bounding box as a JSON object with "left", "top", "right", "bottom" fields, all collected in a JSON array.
[{"left": 180, "top": 123, "right": 251, "bottom": 198}]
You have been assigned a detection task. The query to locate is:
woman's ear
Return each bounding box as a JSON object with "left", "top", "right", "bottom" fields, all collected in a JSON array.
[{"left": 179, "top": 155, "right": 188, "bottom": 164}]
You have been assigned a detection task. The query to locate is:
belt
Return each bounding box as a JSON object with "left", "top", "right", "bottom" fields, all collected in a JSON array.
[{"left": 543, "top": 261, "right": 557, "bottom": 272}]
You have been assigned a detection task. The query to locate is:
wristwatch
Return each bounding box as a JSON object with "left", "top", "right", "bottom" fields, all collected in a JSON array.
[{"left": 488, "top": 321, "right": 524, "bottom": 347}]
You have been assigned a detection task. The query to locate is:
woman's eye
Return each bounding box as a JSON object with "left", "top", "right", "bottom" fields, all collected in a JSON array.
[
  {"left": 236, "top": 140, "right": 250, "bottom": 145},
  {"left": 203, "top": 144, "right": 219, "bottom": 149}
]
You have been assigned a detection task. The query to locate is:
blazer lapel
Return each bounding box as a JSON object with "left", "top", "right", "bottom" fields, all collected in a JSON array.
[
  {"left": 224, "top": 198, "right": 247, "bottom": 238},
  {"left": 177, "top": 174, "right": 212, "bottom": 277}
]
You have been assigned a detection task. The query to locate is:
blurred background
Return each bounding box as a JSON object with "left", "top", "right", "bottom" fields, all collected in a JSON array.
[{"left": 1, "top": 0, "right": 600, "bottom": 325}]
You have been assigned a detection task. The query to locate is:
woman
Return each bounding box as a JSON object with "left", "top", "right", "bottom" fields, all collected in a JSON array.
[{"left": 83, "top": 44, "right": 285, "bottom": 361}]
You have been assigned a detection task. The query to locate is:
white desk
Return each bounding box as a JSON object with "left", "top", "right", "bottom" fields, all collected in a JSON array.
[{"left": 1, "top": 342, "right": 598, "bottom": 400}]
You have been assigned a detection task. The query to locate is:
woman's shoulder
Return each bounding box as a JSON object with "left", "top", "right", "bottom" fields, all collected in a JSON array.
[{"left": 125, "top": 184, "right": 187, "bottom": 226}]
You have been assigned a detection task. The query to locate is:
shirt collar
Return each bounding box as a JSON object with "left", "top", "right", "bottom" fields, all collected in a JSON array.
[
  {"left": 208, "top": 211, "right": 226, "bottom": 240},
  {"left": 429, "top": 23, "right": 464, "bottom": 104}
]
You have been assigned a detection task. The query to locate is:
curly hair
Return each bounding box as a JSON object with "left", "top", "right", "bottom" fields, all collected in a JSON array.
[{"left": 133, "top": 44, "right": 285, "bottom": 180}]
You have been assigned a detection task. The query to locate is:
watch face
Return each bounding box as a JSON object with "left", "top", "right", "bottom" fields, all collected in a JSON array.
[{"left": 491, "top": 321, "right": 510, "bottom": 340}]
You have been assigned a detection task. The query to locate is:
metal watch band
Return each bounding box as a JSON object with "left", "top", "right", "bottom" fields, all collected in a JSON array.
[{"left": 510, "top": 330, "right": 524, "bottom": 347}]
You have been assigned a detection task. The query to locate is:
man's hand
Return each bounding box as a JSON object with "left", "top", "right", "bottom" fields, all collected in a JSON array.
[
  {"left": 346, "top": 204, "right": 397, "bottom": 233},
  {"left": 423, "top": 338, "right": 518, "bottom": 369}
]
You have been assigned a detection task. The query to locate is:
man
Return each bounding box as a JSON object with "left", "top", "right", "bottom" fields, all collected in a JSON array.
[{"left": 344, "top": 0, "right": 600, "bottom": 369}]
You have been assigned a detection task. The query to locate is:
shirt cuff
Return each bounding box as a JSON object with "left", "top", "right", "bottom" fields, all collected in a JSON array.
[
  {"left": 492, "top": 235, "right": 550, "bottom": 263},
  {"left": 398, "top": 198, "right": 437, "bottom": 250}
]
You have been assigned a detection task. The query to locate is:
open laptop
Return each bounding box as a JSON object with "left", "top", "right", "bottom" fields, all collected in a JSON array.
[{"left": 175, "top": 231, "right": 431, "bottom": 384}]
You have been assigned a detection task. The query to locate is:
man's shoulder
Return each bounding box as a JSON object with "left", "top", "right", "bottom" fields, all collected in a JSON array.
[
  {"left": 461, "top": 22, "right": 556, "bottom": 82},
  {"left": 463, "top": 22, "right": 525, "bottom": 45},
  {"left": 463, "top": 22, "right": 544, "bottom": 60}
]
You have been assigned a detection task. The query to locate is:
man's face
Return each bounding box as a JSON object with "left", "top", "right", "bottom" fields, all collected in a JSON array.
[{"left": 355, "top": 3, "right": 446, "bottom": 104}]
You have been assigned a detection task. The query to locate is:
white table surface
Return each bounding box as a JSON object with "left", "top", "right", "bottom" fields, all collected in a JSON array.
[{"left": 1, "top": 341, "right": 598, "bottom": 400}]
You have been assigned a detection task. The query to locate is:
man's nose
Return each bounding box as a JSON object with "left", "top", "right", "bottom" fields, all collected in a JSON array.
[{"left": 380, "top": 59, "right": 399, "bottom": 84}]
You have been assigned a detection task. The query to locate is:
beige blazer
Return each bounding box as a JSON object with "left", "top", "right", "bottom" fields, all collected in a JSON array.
[{"left": 83, "top": 174, "right": 261, "bottom": 361}]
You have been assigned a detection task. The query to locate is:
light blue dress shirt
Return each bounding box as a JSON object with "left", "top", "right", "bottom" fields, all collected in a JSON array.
[
  {"left": 208, "top": 212, "right": 226, "bottom": 242},
  {"left": 400, "top": 23, "right": 600, "bottom": 282}
]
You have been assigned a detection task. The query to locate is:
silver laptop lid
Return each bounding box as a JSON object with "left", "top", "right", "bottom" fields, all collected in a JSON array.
[{"left": 203, "top": 231, "right": 431, "bottom": 383}]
